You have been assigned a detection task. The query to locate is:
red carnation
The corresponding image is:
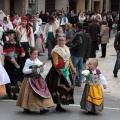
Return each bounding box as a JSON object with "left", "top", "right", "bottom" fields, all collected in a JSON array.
[{"left": 56, "top": 61, "right": 65, "bottom": 69}]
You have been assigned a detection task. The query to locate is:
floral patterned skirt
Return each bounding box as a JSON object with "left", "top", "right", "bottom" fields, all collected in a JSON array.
[
  {"left": 46, "top": 66, "right": 75, "bottom": 105},
  {"left": 16, "top": 77, "right": 54, "bottom": 109}
]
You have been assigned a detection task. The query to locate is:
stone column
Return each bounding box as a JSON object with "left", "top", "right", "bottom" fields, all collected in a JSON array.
[
  {"left": 38, "top": 0, "right": 45, "bottom": 13},
  {"left": 100, "top": 0, "right": 103, "bottom": 13},
  {"left": 105, "top": 0, "right": 110, "bottom": 12},
  {"left": 3, "top": 0, "right": 10, "bottom": 15},
  {"left": 76, "top": 0, "right": 85, "bottom": 14},
  {"left": 88, "top": 0, "right": 92, "bottom": 11},
  {"left": 55, "top": 0, "right": 68, "bottom": 13}
]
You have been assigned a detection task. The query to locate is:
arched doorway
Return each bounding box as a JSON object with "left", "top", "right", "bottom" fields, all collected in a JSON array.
[
  {"left": 45, "top": 0, "right": 55, "bottom": 14},
  {"left": 94, "top": 1, "right": 100, "bottom": 12},
  {"left": 111, "top": 0, "right": 120, "bottom": 11},
  {"left": 10, "top": 0, "right": 15, "bottom": 14},
  {"left": 69, "top": 0, "right": 77, "bottom": 13}
]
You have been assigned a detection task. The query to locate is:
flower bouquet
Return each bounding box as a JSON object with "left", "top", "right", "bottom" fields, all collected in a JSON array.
[
  {"left": 30, "top": 59, "right": 44, "bottom": 79},
  {"left": 4, "top": 48, "right": 20, "bottom": 69},
  {"left": 56, "top": 61, "right": 71, "bottom": 86},
  {"left": 82, "top": 70, "right": 91, "bottom": 81},
  {"left": 34, "top": 59, "right": 43, "bottom": 68}
]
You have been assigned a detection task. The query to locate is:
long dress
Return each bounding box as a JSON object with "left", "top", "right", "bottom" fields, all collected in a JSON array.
[
  {"left": 3, "top": 40, "right": 25, "bottom": 94},
  {"left": 80, "top": 69, "right": 107, "bottom": 113},
  {"left": 46, "top": 45, "right": 75, "bottom": 105},
  {"left": 0, "top": 45, "right": 10, "bottom": 96},
  {"left": 16, "top": 58, "right": 54, "bottom": 109},
  {"left": 35, "top": 26, "right": 46, "bottom": 53}
]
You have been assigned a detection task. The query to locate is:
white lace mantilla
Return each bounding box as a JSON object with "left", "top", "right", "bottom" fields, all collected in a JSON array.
[{"left": 52, "top": 45, "right": 70, "bottom": 66}]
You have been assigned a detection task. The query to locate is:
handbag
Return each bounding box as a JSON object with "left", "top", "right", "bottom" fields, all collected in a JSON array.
[{"left": 97, "top": 34, "right": 101, "bottom": 45}]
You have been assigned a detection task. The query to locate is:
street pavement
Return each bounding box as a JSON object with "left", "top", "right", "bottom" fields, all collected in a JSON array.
[{"left": 0, "top": 31, "right": 120, "bottom": 120}]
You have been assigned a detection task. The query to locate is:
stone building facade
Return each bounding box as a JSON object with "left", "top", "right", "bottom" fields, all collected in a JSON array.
[{"left": 0, "top": 0, "right": 120, "bottom": 16}]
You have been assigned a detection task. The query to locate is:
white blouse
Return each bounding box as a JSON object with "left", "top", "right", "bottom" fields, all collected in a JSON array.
[
  {"left": 2, "top": 22, "right": 13, "bottom": 31},
  {"left": 23, "top": 58, "right": 45, "bottom": 74},
  {"left": 91, "top": 69, "right": 107, "bottom": 85},
  {"left": 19, "top": 27, "right": 35, "bottom": 47},
  {"left": 13, "top": 19, "right": 21, "bottom": 26}
]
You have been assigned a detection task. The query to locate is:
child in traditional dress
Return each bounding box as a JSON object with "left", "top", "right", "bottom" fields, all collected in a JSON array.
[
  {"left": 3, "top": 29, "right": 25, "bottom": 100},
  {"left": 16, "top": 47, "right": 54, "bottom": 113},
  {"left": 35, "top": 24, "right": 46, "bottom": 55},
  {"left": 80, "top": 59, "right": 107, "bottom": 113}
]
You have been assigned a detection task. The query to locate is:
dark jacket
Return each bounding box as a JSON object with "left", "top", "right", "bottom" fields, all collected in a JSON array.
[
  {"left": 69, "top": 15, "right": 79, "bottom": 25},
  {"left": 65, "top": 28, "right": 75, "bottom": 47},
  {"left": 70, "top": 30, "right": 91, "bottom": 59},
  {"left": 114, "top": 31, "right": 120, "bottom": 51},
  {"left": 88, "top": 22, "right": 100, "bottom": 41},
  {"left": 83, "top": 20, "right": 91, "bottom": 33}
]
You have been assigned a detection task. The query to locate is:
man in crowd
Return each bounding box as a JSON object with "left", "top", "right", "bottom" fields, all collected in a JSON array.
[
  {"left": 70, "top": 22, "right": 91, "bottom": 86},
  {"left": 88, "top": 19, "right": 100, "bottom": 58},
  {"left": 113, "top": 31, "right": 120, "bottom": 77}
]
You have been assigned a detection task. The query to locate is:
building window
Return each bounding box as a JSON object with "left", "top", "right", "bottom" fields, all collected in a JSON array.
[
  {"left": 28, "top": 0, "right": 37, "bottom": 14},
  {"left": 0, "top": 0, "right": 3, "bottom": 10},
  {"left": 69, "top": 0, "right": 76, "bottom": 13}
]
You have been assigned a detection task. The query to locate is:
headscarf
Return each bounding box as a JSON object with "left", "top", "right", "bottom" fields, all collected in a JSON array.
[
  {"left": 21, "top": 16, "right": 31, "bottom": 37},
  {"left": 7, "top": 29, "right": 22, "bottom": 54},
  {"left": 21, "top": 16, "right": 29, "bottom": 23}
]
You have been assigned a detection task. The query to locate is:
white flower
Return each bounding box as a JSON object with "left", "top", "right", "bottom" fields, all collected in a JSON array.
[
  {"left": 34, "top": 59, "right": 43, "bottom": 67},
  {"left": 82, "top": 70, "right": 90, "bottom": 76}
]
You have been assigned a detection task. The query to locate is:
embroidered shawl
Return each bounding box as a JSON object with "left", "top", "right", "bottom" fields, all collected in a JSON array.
[{"left": 52, "top": 45, "right": 70, "bottom": 66}]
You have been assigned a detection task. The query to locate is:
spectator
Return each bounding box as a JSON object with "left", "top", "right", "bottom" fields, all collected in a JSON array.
[
  {"left": 100, "top": 21, "right": 109, "bottom": 58},
  {"left": 71, "top": 23, "right": 91, "bottom": 86},
  {"left": 88, "top": 19, "right": 100, "bottom": 58},
  {"left": 113, "top": 31, "right": 120, "bottom": 77}
]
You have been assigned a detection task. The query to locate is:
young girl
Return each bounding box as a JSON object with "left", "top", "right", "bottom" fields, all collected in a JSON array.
[
  {"left": 80, "top": 59, "right": 107, "bottom": 113},
  {"left": 3, "top": 29, "right": 25, "bottom": 100},
  {"left": 35, "top": 24, "right": 46, "bottom": 55},
  {"left": 16, "top": 47, "right": 54, "bottom": 113}
]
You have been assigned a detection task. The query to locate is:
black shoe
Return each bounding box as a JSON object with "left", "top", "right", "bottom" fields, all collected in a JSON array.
[
  {"left": 24, "top": 109, "right": 31, "bottom": 113},
  {"left": 7, "top": 93, "right": 12, "bottom": 97},
  {"left": 40, "top": 109, "right": 49, "bottom": 114},
  {"left": 113, "top": 71, "right": 118, "bottom": 78},
  {"left": 100, "top": 56, "right": 105, "bottom": 58},
  {"left": 56, "top": 106, "right": 66, "bottom": 112},
  {"left": 114, "top": 74, "right": 118, "bottom": 78},
  {"left": 75, "top": 83, "right": 81, "bottom": 87},
  {"left": 13, "top": 94, "right": 18, "bottom": 100},
  {"left": 48, "top": 57, "right": 51, "bottom": 60}
]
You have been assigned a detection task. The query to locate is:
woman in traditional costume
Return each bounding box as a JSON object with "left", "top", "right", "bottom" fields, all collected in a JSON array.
[
  {"left": 80, "top": 59, "right": 107, "bottom": 113},
  {"left": 3, "top": 29, "right": 25, "bottom": 100},
  {"left": 16, "top": 47, "right": 54, "bottom": 113},
  {"left": 46, "top": 33, "right": 76, "bottom": 112},
  {"left": 0, "top": 62, "right": 10, "bottom": 96},
  {"left": 0, "top": 27, "right": 10, "bottom": 96},
  {"left": 44, "top": 16, "right": 57, "bottom": 60},
  {"left": 35, "top": 24, "right": 46, "bottom": 55},
  {"left": 16, "top": 16, "right": 35, "bottom": 63}
]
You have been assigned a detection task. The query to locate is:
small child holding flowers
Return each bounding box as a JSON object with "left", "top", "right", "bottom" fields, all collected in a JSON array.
[{"left": 80, "top": 58, "right": 107, "bottom": 113}]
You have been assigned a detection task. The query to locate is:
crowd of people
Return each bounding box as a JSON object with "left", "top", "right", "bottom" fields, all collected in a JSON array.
[{"left": 0, "top": 8, "right": 120, "bottom": 114}]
